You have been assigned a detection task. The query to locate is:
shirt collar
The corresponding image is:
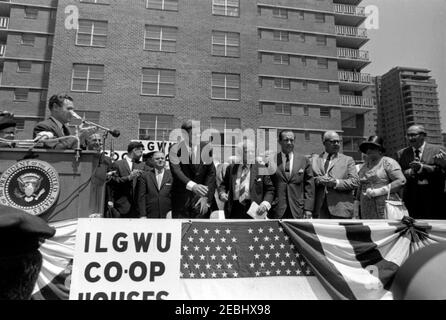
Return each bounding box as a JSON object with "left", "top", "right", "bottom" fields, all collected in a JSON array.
[
  {"left": 281, "top": 151, "right": 293, "bottom": 158},
  {"left": 413, "top": 142, "right": 426, "bottom": 153},
  {"left": 324, "top": 152, "right": 338, "bottom": 160}
]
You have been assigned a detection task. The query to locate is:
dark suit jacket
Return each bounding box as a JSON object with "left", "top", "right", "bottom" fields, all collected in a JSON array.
[
  {"left": 311, "top": 152, "right": 359, "bottom": 218},
  {"left": 108, "top": 159, "right": 146, "bottom": 217},
  {"left": 269, "top": 152, "right": 315, "bottom": 219},
  {"left": 169, "top": 141, "right": 216, "bottom": 218},
  {"left": 219, "top": 163, "right": 275, "bottom": 219},
  {"left": 136, "top": 169, "right": 172, "bottom": 218},
  {"left": 396, "top": 143, "right": 445, "bottom": 218},
  {"left": 33, "top": 117, "right": 76, "bottom": 149}
]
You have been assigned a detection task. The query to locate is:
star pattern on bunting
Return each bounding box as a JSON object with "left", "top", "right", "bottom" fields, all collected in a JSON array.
[{"left": 180, "top": 222, "right": 314, "bottom": 279}]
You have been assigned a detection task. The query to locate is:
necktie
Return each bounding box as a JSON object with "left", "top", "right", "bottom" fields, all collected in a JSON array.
[
  {"left": 324, "top": 153, "right": 332, "bottom": 173},
  {"left": 239, "top": 165, "right": 249, "bottom": 203},
  {"left": 285, "top": 153, "right": 291, "bottom": 178},
  {"left": 62, "top": 124, "right": 71, "bottom": 136},
  {"left": 414, "top": 149, "right": 421, "bottom": 160},
  {"left": 157, "top": 171, "right": 162, "bottom": 189}
]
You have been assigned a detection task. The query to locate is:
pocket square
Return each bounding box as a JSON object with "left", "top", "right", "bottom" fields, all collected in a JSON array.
[
  {"left": 298, "top": 169, "right": 304, "bottom": 174},
  {"left": 166, "top": 183, "right": 171, "bottom": 185},
  {"left": 256, "top": 178, "right": 262, "bottom": 182}
]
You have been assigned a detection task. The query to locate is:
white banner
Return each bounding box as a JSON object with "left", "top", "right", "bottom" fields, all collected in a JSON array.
[{"left": 69, "top": 219, "right": 182, "bottom": 300}]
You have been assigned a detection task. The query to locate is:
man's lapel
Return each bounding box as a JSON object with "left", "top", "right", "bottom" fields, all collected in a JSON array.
[
  {"left": 49, "top": 117, "right": 64, "bottom": 138},
  {"left": 327, "top": 154, "right": 340, "bottom": 174}
]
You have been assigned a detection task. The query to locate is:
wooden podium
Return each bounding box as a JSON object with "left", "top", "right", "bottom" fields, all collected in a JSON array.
[{"left": 0, "top": 149, "right": 106, "bottom": 222}]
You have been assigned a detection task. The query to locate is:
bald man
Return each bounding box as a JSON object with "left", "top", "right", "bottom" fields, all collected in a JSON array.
[
  {"left": 396, "top": 125, "right": 446, "bottom": 219},
  {"left": 311, "top": 131, "right": 359, "bottom": 219}
]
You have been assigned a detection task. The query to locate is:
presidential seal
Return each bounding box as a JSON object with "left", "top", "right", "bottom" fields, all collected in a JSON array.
[{"left": 0, "top": 160, "right": 60, "bottom": 215}]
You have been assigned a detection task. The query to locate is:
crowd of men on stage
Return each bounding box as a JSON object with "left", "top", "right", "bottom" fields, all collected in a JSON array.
[{"left": 1, "top": 93, "right": 446, "bottom": 220}]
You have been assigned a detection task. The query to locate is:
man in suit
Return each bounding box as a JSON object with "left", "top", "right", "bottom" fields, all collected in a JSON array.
[
  {"left": 311, "top": 131, "right": 359, "bottom": 219},
  {"left": 268, "top": 130, "right": 314, "bottom": 219},
  {"left": 33, "top": 93, "right": 96, "bottom": 149},
  {"left": 0, "top": 111, "right": 16, "bottom": 148},
  {"left": 108, "top": 141, "right": 146, "bottom": 218},
  {"left": 136, "top": 151, "right": 172, "bottom": 219},
  {"left": 396, "top": 125, "right": 445, "bottom": 219},
  {"left": 219, "top": 139, "right": 275, "bottom": 219},
  {"left": 169, "top": 120, "right": 216, "bottom": 218}
]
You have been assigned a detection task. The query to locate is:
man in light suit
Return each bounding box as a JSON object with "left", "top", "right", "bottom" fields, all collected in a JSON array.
[
  {"left": 136, "top": 151, "right": 172, "bottom": 219},
  {"left": 396, "top": 125, "right": 445, "bottom": 219},
  {"left": 169, "top": 120, "right": 216, "bottom": 219},
  {"left": 108, "top": 141, "right": 146, "bottom": 218},
  {"left": 219, "top": 140, "right": 275, "bottom": 219},
  {"left": 268, "top": 130, "right": 314, "bottom": 219},
  {"left": 311, "top": 131, "right": 359, "bottom": 219}
]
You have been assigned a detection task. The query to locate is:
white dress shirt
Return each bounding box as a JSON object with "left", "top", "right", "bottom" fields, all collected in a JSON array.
[
  {"left": 281, "top": 152, "right": 294, "bottom": 175},
  {"left": 155, "top": 168, "right": 165, "bottom": 190}
]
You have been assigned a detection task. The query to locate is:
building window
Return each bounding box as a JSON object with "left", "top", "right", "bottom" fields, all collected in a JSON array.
[
  {"left": 14, "top": 89, "right": 29, "bottom": 101},
  {"left": 273, "top": 30, "right": 289, "bottom": 41},
  {"left": 273, "top": 54, "right": 289, "bottom": 65},
  {"left": 273, "top": 8, "right": 287, "bottom": 19},
  {"left": 299, "top": 34, "right": 306, "bottom": 42},
  {"left": 316, "top": 35, "right": 327, "bottom": 46},
  {"left": 305, "top": 132, "right": 310, "bottom": 141},
  {"left": 317, "top": 58, "right": 328, "bottom": 69},
  {"left": 80, "top": 0, "right": 110, "bottom": 3},
  {"left": 211, "top": 73, "right": 240, "bottom": 100},
  {"left": 275, "top": 103, "right": 291, "bottom": 115},
  {"left": 320, "top": 107, "right": 331, "bottom": 118},
  {"left": 40, "top": 90, "right": 48, "bottom": 102},
  {"left": 144, "top": 25, "right": 178, "bottom": 52},
  {"left": 210, "top": 117, "right": 241, "bottom": 145},
  {"left": 76, "top": 20, "right": 108, "bottom": 47},
  {"left": 342, "top": 112, "right": 357, "bottom": 128},
  {"left": 303, "top": 106, "right": 309, "bottom": 116},
  {"left": 47, "top": 36, "right": 54, "bottom": 47},
  {"left": 298, "top": 11, "right": 305, "bottom": 20},
  {"left": 302, "top": 80, "right": 308, "bottom": 90},
  {"left": 212, "top": 0, "right": 240, "bottom": 17},
  {"left": 212, "top": 31, "right": 240, "bottom": 57},
  {"left": 146, "top": 0, "right": 178, "bottom": 11},
  {"left": 14, "top": 119, "right": 25, "bottom": 131},
  {"left": 301, "top": 56, "right": 307, "bottom": 66},
  {"left": 139, "top": 114, "right": 173, "bottom": 141},
  {"left": 21, "top": 34, "right": 35, "bottom": 46},
  {"left": 17, "top": 61, "right": 32, "bottom": 73},
  {"left": 141, "top": 68, "right": 175, "bottom": 96},
  {"left": 71, "top": 64, "right": 105, "bottom": 93},
  {"left": 315, "top": 13, "right": 325, "bottom": 23},
  {"left": 274, "top": 78, "right": 290, "bottom": 90},
  {"left": 24, "top": 7, "right": 38, "bottom": 19},
  {"left": 319, "top": 82, "right": 329, "bottom": 92}
]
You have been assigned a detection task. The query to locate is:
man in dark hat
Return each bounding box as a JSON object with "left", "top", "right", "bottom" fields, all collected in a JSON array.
[
  {"left": 0, "top": 111, "right": 17, "bottom": 148},
  {"left": 0, "top": 205, "right": 55, "bottom": 300},
  {"left": 396, "top": 125, "right": 445, "bottom": 219}
]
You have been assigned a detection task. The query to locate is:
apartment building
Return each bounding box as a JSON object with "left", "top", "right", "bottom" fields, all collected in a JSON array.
[
  {"left": 1, "top": 0, "right": 375, "bottom": 160},
  {"left": 377, "top": 67, "right": 442, "bottom": 156}
]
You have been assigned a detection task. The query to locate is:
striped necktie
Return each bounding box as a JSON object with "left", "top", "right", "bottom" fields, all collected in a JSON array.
[{"left": 239, "top": 164, "right": 249, "bottom": 203}]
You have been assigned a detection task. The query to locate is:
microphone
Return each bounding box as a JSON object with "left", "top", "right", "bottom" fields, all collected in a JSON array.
[
  {"left": 109, "top": 129, "right": 120, "bottom": 138},
  {"left": 70, "top": 110, "right": 120, "bottom": 138},
  {"left": 69, "top": 110, "right": 83, "bottom": 120}
]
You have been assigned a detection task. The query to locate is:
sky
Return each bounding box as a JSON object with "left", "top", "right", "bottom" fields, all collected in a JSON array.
[{"left": 360, "top": 0, "right": 446, "bottom": 132}]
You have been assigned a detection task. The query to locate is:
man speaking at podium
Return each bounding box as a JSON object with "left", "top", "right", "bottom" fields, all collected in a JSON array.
[{"left": 33, "top": 93, "right": 96, "bottom": 149}]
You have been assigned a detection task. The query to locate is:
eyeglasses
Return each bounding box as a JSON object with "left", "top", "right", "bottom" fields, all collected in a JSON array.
[
  {"left": 325, "top": 140, "right": 341, "bottom": 144},
  {"left": 407, "top": 133, "right": 422, "bottom": 138}
]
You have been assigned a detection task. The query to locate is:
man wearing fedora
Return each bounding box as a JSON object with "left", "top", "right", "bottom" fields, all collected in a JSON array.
[
  {"left": 396, "top": 125, "right": 445, "bottom": 219},
  {"left": 0, "top": 111, "right": 16, "bottom": 148},
  {"left": 311, "top": 131, "right": 359, "bottom": 219}
]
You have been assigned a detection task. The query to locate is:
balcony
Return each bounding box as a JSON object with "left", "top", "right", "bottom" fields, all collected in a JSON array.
[
  {"left": 334, "top": 4, "right": 366, "bottom": 26},
  {"left": 337, "top": 47, "right": 370, "bottom": 69},
  {"left": 340, "top": 95, "right": 375, "bottom": 112},
  {"left": 335, "top": 25, "right": 369, "bottom": 47},
  {"left": 0, "top": 17, "right": 8, "bottom": 29},
  {"left": 338, "top": 71, "right": 372, "bottom": 90},
  {"left": 0, "top": 44, "right": 4, "bottom": 57}
]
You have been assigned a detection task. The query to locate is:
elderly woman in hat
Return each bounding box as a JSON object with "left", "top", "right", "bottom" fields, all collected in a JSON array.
[{"left": 357, "top": 136, "right": 406, "bottom": 219}]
